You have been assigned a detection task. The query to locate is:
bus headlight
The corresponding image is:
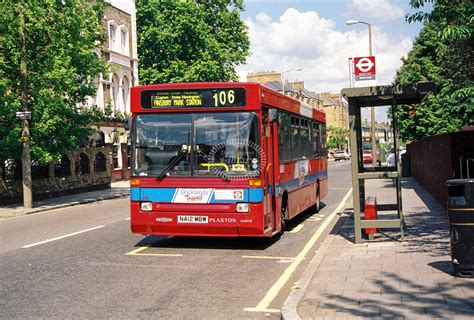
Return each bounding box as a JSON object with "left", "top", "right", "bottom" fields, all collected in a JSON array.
[
  {"left": 236, "top": 203, "right": 249, "bottom": 213},
  {"left": 141, "top": 202, "right": 153, "bottom": 212}
]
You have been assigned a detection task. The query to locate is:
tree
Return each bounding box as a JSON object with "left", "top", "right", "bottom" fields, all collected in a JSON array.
[
  {"left": 327, "top": 126, "right": 349, "bottom": 150},
  {"left": 0, "top": 0, "right": 108, "bottom": 165},
  {"left": 137, "top": 0, "right": 250, "bottom": 84},
  {"left": 394, "top": 0, "right": 473, "bottom": 142}
]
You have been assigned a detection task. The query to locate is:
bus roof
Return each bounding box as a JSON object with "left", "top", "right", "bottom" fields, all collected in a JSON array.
[{"left": 130, "top": 82, "right": 325, "bottom": 123}]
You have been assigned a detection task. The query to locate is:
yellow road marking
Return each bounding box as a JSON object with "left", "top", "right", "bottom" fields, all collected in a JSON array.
[
  {"left": 242, "top": 256, "right": 295, "bottom": 260},
  {"left": 132, "top": 253, "right": 183, "bottom": 257},
  {"left": 244, "top": 188, "right": 353, "bottom": 313},
  {"left": 126, "top": 246, "right": 149, "bottom": 255},
  {"left": 288, "top": 224, "right": 304, "bottom": 233},
  {"left": 126, "top": 246, "right": 183, "bottom": 257}
]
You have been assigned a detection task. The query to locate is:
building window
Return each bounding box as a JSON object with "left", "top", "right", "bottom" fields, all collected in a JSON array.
[
  {"left": 109, "top": 24, "right": 116, "bottom": 50},
  {"left": 112, "top": 145, "right": 122, "bottom": 169},
  {"left": 127, "top": 144, "right": 131, "bottom": 169},
  {"left": 111, "top": 74, "right": 120, "bottom": 113},
  {"left": 121, "top": 28, "right": 128, "bottom": 55},
  {"left": 122, "top": 76, "right": 129, "bottom": 113}
]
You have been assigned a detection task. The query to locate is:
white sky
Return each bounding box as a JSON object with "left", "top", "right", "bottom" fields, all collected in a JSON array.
[{"left": 237, "top": 0, "right": 424, "bottom": 94}]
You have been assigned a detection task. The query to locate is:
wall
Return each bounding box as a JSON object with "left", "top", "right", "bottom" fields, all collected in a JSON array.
[
  {"left": 408, "top": 130, "right": 474, "bottom": 207},
  {"left": 0, "top": 147, "right": 112, "bottom": 205}
]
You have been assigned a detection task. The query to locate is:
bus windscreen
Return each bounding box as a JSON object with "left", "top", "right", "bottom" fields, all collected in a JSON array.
[{"left": 132, "top": 112, "right": 261, "bottom": 178}]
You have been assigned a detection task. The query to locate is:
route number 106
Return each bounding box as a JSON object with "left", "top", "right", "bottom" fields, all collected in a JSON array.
[{"left": 212, "top": 90, "right": 235, "bottom": 106}]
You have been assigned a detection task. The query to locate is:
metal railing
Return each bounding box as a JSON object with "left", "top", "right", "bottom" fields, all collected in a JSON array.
[{"left": 460, "top": 157, "right": 474, "bottom": 179}]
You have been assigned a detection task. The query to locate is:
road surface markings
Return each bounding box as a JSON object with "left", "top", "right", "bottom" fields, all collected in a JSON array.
[
  {"left": 288, "top": 224, "right": 304, "bottom": 233},
  {"left": 244, "top": 187, "right": 353, "bottom": 313},
  {"left": 242, "top": 255, "right": 295, "bottom": 260},
  {"left": 307, "top": 217, "right": 322, "bottom": 221},
  {"left": 22, "top": 226, "right": 105, "bottom": 249},
  {"left": 126, "top": 246, "right": 183, "bottom": 257}
]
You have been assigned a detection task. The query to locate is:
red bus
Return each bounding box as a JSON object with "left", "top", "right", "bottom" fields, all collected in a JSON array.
[{"left": 129, "top": 82, "right": 327, "bottom": 237}]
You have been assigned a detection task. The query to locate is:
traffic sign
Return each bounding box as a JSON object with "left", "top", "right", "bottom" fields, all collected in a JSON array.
[
  {"left": 354, "top": 56, "right": 376, "bottom": 76},
  {"left": 16, "top": 111, "right": 31, "bottom": 120},
  {"left": 351, "top": 56, "right": 377, "bottom": 87}
]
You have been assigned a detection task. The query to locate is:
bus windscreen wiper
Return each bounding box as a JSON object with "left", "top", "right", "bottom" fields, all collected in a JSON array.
[{"left": 156, "top": 146, "right": 189, "bottom": 181}]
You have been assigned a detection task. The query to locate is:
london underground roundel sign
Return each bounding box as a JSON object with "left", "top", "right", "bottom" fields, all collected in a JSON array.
[{"left": 353, "top": 56, "right": 376, "bottom": 76}]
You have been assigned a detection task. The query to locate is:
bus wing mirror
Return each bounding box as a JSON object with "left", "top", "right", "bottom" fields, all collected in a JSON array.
[{"left": 268, "top": 109, "right": 277, "bottom": 123}]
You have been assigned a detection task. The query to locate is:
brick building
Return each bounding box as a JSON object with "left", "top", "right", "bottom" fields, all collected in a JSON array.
[
  {"left": 317, "top": 92, "right": 349, "bottom": 129},
  {"left": 88, "top": 0, "right": 138, "bottom": 180},
  {"left": 247, "top": 71, "right": 350, "bottom": 130},
  {"left": 247, "top": 71, "right": 321, "bottom": 109}
]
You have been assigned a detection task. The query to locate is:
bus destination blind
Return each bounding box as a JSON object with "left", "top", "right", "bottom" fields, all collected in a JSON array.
[{"left": 141, "top": 88, "right": 246, "bottom": 109}]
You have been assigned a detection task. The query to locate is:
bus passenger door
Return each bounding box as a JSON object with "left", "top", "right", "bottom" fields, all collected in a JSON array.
[{"left": 263, "top": 121, "right": 278, "bottom": 232}]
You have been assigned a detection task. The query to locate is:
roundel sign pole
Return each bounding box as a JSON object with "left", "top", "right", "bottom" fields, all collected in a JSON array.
[{"left": 351, "top": 55, "right": 377, "bottom": 166}]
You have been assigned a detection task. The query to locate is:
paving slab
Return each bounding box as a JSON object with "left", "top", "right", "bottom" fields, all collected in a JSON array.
[{"left": 282, "top": 177, "right": 474, "bottom": 319}]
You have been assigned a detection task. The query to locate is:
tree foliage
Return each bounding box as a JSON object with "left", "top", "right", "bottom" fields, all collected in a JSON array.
[
  {"left": 327, "top": 126, "right": 349, "bottom": 150},
  {"left": 394, "top": 0, "right": 473, "bottom": 142},
  {"left": 137, "top": 0, "right": 250, "bottom": 84},
  {"left": 0, "top": 0, "right": 107, "bottom": 164}
]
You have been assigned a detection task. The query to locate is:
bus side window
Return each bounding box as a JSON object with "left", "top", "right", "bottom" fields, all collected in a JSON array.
[
  {"left": 312, "top": 122, "right": 320, "bottom": 156},
  {"left": 278, "top": 112, "right": 291, "bottom": 161}
]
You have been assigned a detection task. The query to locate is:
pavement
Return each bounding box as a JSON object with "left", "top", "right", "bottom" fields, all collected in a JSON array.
[
  {"left": 282, "top": 177, "right": 474, "bottom": 319},
  {"left": 1, "top": 177, "right": 473, "bottom": 319},
  {"left": 0, "top": 180, "right": 130, "bottom": 220}
]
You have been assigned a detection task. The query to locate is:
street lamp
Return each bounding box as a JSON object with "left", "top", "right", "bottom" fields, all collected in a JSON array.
[
  {"left": 346, "top": 20, "right": 372, "bottom": 56},
  {"left": 281, "top": 68, "right": 302, "bottom": 94},
  {"left": 346, "top": 19, "right": 377, "bottom": 166}
]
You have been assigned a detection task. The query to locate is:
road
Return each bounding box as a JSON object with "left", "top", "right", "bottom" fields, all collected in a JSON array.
[{"left": 0, "top": 160, "right": 352, "bottom": 319}]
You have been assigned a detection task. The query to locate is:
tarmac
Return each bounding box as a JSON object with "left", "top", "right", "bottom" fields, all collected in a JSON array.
[{"left": 1, "top": 177, "right": 473, "bottom": 319}]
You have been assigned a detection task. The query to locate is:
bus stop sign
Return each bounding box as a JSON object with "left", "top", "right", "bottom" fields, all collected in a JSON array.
[{"left": 354, "top": 56, "right": 376, "bottom": 79}]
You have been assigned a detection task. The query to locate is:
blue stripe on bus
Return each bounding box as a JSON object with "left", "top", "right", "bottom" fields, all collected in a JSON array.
[
  {"left": 249, "top": 188, "right": 263, "bottom": 202},
  {"left": 130, "top": 187, "right": 264, "bottom": 203},
  {"left": 130, "top": 188, "right": 141, "bottom": 200}
]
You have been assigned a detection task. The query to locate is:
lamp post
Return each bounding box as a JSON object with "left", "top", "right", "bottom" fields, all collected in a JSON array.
[
  {"left": 281, "top": 68, "right": 302, "bottom": 94},
  {"left": 346, "top": 19, "right": 377, "bottom": 167},
  {"left": 19, "top": 3, "right": 33, "bottom": 208}
]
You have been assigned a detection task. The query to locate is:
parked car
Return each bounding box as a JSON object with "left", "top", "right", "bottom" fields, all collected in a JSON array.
[{"left": 333, "top": 149, "right": 350, "bottom": 161}]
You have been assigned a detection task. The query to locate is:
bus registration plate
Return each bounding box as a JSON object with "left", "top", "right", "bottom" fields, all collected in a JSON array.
[{"left": 177, "top": 215, "right": 208, "bottom": 224}]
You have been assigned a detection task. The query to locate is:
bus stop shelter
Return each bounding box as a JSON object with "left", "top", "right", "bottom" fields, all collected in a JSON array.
[{"left": 341, "top": 83, "right": 436, "bottom": 244}]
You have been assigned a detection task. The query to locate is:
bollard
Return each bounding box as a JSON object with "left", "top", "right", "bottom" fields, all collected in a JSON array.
[{"left": 364, "top": 196, "right": 377, "bottom": 236}]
